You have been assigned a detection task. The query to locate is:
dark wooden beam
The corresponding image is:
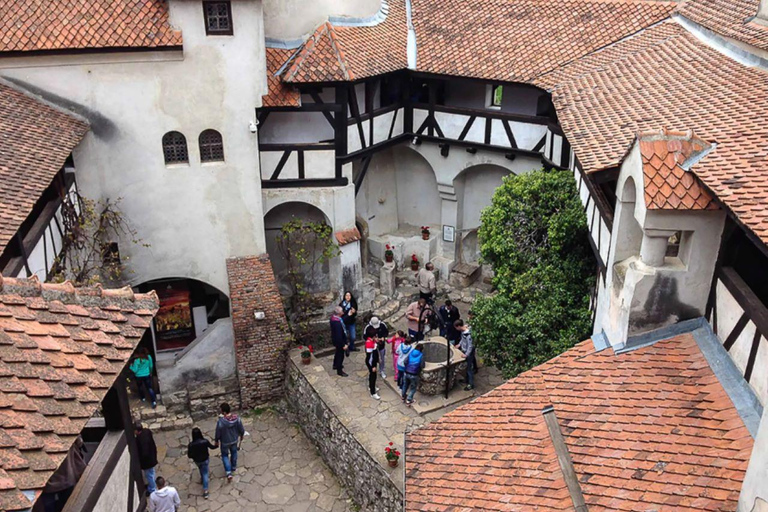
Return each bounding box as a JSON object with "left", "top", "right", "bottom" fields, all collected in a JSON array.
[
  {"left": 259, "top": 104, "right": 343, "bottom": 112},
  {"left": 269, "top": 151, "right": 293, "bottom": 180},
  {"left": 744, "top": 329, "right": 762, "bottom": 382},
  {"left": 723, "top": 312, "right": 749, "bottom": 352},
  {"left": 718, "top": 266, "right": 768, "bottom": 339},
  {"left": 354, "top": 155, "right": 373, "bottom": 195},
  {"left": 297, "top": 151, "right": 305, "bottom": 179},
  {"left": 387, "top": 109, "right": 399, "bottom": 139},
  {"left": 260, "top": 142, "right": 334, "bottom": 152},
  {"left": 308, "top": 91, "right": 337, "bottom": 128},
  {"left": 532, "top": 134, "right": 546, "bottom": 152},
  {"left": 502, "top": 119, "right": 517, "bottom": 148},
  {"left": 262, "top": 177, "right": 349, "bottom": 188},
  {"left": 334, "top": 85, "right": 349, "bottom": 179},
  {"left": 347, "top": 85, "right": 367, "bottom": 150},
  {"left": 458, "top": 116, "right": 476, "bottom": 141}
]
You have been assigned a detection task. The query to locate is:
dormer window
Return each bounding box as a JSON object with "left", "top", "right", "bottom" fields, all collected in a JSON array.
[
  {"left": 204, "top": 1, "right": 233, "bottom": 35},
  {"left": 487, "top": 84, "right": 503, "bottom": 109}
]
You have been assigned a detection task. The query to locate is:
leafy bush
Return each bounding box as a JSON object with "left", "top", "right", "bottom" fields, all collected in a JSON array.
[{"left": 473, "top": 168, "right": 595, "bottom": 377}]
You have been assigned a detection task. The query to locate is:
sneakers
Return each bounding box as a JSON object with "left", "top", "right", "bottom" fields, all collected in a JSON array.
[
  {"left": 464, "top": 385, "right": 474, "bottom": 391},
  {"left": 371, "top": 393, "right": 381, "bottom": 400},
  {"left": 151, "top": 401, "right": 157, "bottom": 409},
  {"left": 141, "top": 398, "right": 146, "bottom": 403},
  {"left": 203, "top": 491, "right": 210, "bottom": 499},
  {"left": 227, "top": 474, "right": 233, "bottom": 483},
  {"left": 406, "top": 399, "right": 414, "bottom": 406}
]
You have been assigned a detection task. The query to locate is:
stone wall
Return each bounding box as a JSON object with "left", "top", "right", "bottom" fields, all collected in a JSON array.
[
  {"left": 284, "top": 360, "right": 403, "bottom": 512},
  {"left": 227, "top": 255, "right": 292, "bottom": 408},
  {"left": 164, "top": 377, "right": 241, "bottom": 420}
]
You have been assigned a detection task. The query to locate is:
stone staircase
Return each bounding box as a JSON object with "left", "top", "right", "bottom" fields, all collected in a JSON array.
[{"left": 129, "top": 394, "right": 194, "bottom": 432}]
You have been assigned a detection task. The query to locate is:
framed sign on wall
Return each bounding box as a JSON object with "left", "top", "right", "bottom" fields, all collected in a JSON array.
[{"left": 443, "top": 225, "right": 455, "bottom": 243}]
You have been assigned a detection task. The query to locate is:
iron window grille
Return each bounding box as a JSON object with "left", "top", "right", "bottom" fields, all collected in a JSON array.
[
  {"left": 199, "top": 129, "right": 225, "bottom": 162},
  {"left": 203, "top": 1, "right": 233, "bottom": 35},
  {"left": 162, "top": 131, "right": 189, "bottom": 164}
]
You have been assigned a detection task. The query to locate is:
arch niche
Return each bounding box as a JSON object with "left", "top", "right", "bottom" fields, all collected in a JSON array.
[
  {"left": 452, "top": 163, "right": 512, "bottom": 264},
  {"left": 264, "top": 201, "right": 336, "bottom": 296},
  {"left": 392, "top": 146, "right": 442, "bottom": 232}
]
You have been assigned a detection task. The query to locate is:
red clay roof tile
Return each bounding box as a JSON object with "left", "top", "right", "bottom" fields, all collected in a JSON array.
[
  {"left": 0, "top": 0, "right": 182, "bottom": 53},
  {"left": 0, "top": 275, "right": 157, "bottom": 512},
  {"left": 406, "top": 333, "right": 752, "bottom": 511},
  {"left": 677, "top": 0, "right": 768, "bottom": 52}
]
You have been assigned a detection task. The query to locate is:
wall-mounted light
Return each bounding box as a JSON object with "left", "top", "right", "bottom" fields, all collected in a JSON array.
[
  {"left": 254, "top": 311, "right": 266, "bottom": 321},
  {"left": 466, "top": 147, "right": 477, "bottom": 154},
  {"left": 505, "top": 153, "right": 516, "bottom": 161},
  {"left": 439, "top": 143, "right": 450, "bottom": 157},
  {"left": 412, "top": 136, "right": 422, "bottom": 145}
]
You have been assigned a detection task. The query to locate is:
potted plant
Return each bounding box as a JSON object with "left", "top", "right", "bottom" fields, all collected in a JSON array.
[
  {"left": 299, "top": 345, "right": 313, "bottom": 364},
  {"left": 384, "top": 244, "right": 394, "bottom": 263},
  {"left": 385, "top": 442, "right": 401, "bottom": 468},
  {"left": 421, "top": 226, "right": 430, "bottom": 240},
  {"left": 410, "top": 254, "right": 420, "bottom": 271}
]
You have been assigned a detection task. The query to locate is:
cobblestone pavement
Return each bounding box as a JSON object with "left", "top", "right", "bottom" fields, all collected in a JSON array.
[{"left": 151, "top": 410, "right": 360, "bottom": 512}]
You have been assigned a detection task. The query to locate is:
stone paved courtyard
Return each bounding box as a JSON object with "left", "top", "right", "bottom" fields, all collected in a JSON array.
[{"left": 151, "top": 410, "right": 360, "bottom": 512}]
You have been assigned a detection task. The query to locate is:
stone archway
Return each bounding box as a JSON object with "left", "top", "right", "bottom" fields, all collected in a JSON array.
[{"left": 264, "top": 201, "right": 336, "bottom": 296}]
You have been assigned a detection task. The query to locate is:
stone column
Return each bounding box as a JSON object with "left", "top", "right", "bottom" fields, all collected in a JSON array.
[
  {"left": 435, "top": 184, "right": 459, "bottom": 277},
  {"left": 226, "top": 254, "right": 292, "bottom": 408},
  {"left": 640, "top": 230, "right": 673, "bottom": 267}
]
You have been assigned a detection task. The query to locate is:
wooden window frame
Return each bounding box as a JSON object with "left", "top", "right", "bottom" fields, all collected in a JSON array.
[{"left": 203, "top": 1, "right": 234, "bottom": 36}]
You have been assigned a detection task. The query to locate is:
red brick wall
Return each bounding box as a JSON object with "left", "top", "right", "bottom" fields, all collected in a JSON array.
[{"left": 226, "top": 254, "right": 292, "bottom": 408}]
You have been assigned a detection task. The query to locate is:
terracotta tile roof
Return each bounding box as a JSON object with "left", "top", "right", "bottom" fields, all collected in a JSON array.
[
  {"left": 263, "top": 47, "right": 301, "bottom": 108},
  {"left": 0, "top": 0, "right": 182, "bottom": 53},
  {"left": 407, "top": 333, "right": 752, "bottom": 511},
  {"left": 637, "top": 129, "right": 718, "bottom": 210},
  {"left": 335, "top": 227, "right": 361, "bottom": 246},
  {"left": 281, "top": 1, "right": 407, "bottom": 83},
  {"left": 0, "top": 276, "right": 158, "bottom": 512},
  {"left": 677, "top": 0, "right": 768, "bottom": 52},
  {"left": 0, "top": 82, "right": 89, "bottom": 256},
  {"left": 546, "top": 21, "right": 768, "bottom": 243},
  {"left": 411, "top": 0, "right": 676, "bottom": 83}
]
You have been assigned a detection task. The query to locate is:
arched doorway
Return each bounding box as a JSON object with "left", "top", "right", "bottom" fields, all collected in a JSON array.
[
  {"left": 393, "top": 146, "right": 442, "bottom": 232},
  {"left": 264, "top": 201, "right": 335, "bottom": 296},
  {"left": 453, "top": 163, "right": 512, "bottom": 264}
]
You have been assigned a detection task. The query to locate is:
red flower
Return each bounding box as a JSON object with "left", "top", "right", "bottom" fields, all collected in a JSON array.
[
  {"left": 395, "top": 451, "right": 401, "bottom": 456},
  {"left": 389, "top": 442, "right": 394, "bottom": 446},
  {"left": 309, "top": 345, "right": 314, "bottom": 353},
  {"left": 298, "top": 346, "right": 304, "bottom": 350},
  {"left": 411, "top": 254, "right": 418, "bottom": 262},
  {"left": 385, "top": 447, "right": 391, "bottom": 452}
]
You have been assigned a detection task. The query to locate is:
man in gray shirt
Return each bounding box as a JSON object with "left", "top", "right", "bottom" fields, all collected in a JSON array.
[
  {"left": 416, "top": 262, "right": 436, "bottom": 304},
  {"left": 455, "top": 319, "right": 475, "bottom": 391}
]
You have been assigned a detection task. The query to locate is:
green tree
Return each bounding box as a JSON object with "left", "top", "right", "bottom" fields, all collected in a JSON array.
[{"left": 473, "top": 168, "right": 594, "bottom": 377}]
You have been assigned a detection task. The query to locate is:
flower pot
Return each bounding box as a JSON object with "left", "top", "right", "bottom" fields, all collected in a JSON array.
[
  {"left": 411, "top": 263, "right": 419, "bottom": 271},
  {"left": 388, "top": 459, "right": 399, "bottom": 468},
  {"left": 421, "top": 232, "right": 430, "bottom": 240},
  {"left": 301, "top": 356, "right": 311, "bottom": 365},
  {"left": 385, "top": 253, "right": 394, "bottom": 263}
]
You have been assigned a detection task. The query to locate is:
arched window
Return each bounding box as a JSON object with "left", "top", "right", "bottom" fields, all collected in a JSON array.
[
  {"left": 199, "top": 129, "right": 225, "bottom": 163},
  {"left": 162, "top": 131, "right": 188, "bottom": 164}
]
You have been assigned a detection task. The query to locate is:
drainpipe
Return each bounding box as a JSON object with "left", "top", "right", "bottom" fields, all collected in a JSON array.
[{"left": 405, "top": 0, "right": 417, "bottom": 69}]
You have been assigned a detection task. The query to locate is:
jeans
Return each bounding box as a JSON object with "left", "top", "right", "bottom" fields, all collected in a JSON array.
[
  {"left": 408, "top": 329, "right": 424, "bottom": 342},
  {"left": 196, "top": 460, "right": 210, "bottom": 491},
  {"left": 465, "top": 352, "right": 476, "bottom": 388},
  {"left": 402, "top": 373, "right": 419, "bottom": 402},
  {"left": 396, "top": 370, "right": 404, "bottom": 389},
  {"left": 221, "top": 443, "right": 238, "bottom": 475},
  {"left": 345, "top": 323, "right": 357, "bottom": 350},
  {"left": 378, "top": 349, "right": 387, "bottom": 377},
  {"left": 368, "top": 368, "right": 377, "bottom": 395},
  {"left": 144, "top": 466, "right": 157, "bottom": 493},
  {"left": 136, "top": 376, "right": 156, "bottom": 403}
]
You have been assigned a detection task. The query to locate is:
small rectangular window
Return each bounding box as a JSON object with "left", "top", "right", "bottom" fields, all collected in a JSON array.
[
  {"left": 204, "top": 1, "right": 233, "bottom": 35},
  {"left": 491, "top": 85, "right": 503, "bottom": 108},
  {"left": 102, "top": 242, "right": 121, "bottom": 266}
]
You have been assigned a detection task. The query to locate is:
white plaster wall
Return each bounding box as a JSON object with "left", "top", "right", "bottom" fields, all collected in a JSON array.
[
  {"left": 0, "top": 0, "right": 268, "bottom": 294},
  {"left": 739, "top": 409, "right": 768, "bottom": 512},
  {"left": 714, "top": 279, "right": 768, "bottom": 405},
  {"left": 443, "top": 79, "right": 544, "bottom": 116},
  {"left": 92, "top": 447, "right": 131, "bottom": 512},
  {"left": 355, "top": 149, "right": 399, "bottom": 236},
  {"left": 427, "top": 110, "right": 547, "bottom": 151},
  {"left": 263, "top": 0, "right": 381, "bottom": 39},
  {"left": 454, "top": 165, "right": 511, "bottom": 230},
  {"left": 260, "top": 90, "right": 336, "bottom": 144},
  {"left": 394, "top": 148, "right": 442, "bottom": 229},
  {"left": 260, "top": 150, "right": 335, "bottom": 180}
]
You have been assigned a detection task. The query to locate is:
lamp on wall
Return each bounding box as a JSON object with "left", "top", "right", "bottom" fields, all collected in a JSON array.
[
  {"left": 505, "top": 153, "right": 516, "bottom": 161},
  {"left": 439, "top": 143, "right": 450, "bottom": 157},
  {"left": 412, "top": 136, "right": 422, "bottom": 145},
  {"left": 466, "top": 147, "right": 477, "bottom": 154},
  {"left": 254, "top": 311, "right": 266, "bottom": 321}
]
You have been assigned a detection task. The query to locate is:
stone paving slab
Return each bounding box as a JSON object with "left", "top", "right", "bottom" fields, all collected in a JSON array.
[{"left": 151, "top": 410, "right": 361, "bottom": 512}]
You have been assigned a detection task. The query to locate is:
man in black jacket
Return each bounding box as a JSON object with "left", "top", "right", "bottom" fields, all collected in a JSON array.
[
  {"left": 330, "top": 306, "right": 348, "bottom": 377},
  {"left": 134, "top": 421, "right": 158, "bottom": 494}
]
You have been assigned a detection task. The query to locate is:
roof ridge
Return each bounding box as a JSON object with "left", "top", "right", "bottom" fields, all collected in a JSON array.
[
  {"left": 0, "top": 275, "right": 159, "bottom": 309},
  {"left": 326, "top": 22, "right": 354, "bottom": 80}
]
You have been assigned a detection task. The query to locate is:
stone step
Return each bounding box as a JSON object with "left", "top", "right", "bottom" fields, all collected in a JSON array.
[
  {"left": 371, "top": 295, "right": 388, "bottom": 310},
  {"left": 373, "top": 300, "right": 401, "bottom": 321},
  {"left": 449, "top": 263, "right": 482, "bottom": 288},
  {"left": 147, "top": 415, "right": 194, "bottom": 433}
]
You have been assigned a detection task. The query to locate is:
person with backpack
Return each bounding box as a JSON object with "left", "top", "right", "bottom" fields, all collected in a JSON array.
[
  {"left": 395, "top": 335, "right": 413, "bottom": 390},
  {"left": 365, "top": 337, "right": 381, "bottom": 400},
  {"left": 130, "top": 347, "right": 157, "bottom": 408},
  {"left": 214, "top": 403, "right": 245, "bottom": 482},
  {"left": 187, "top": 427, "right": 218, "bottom": 499},
  {"left": 401, "top": 343, "right": 425, "bottom": 406},
  {"left": 134, "top": 422, "right": 158, "bottom": 494}
]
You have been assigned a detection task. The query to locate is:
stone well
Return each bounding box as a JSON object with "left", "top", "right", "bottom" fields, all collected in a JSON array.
[{"left": 417, "top": 336, "right": 467, "bottom": 395}]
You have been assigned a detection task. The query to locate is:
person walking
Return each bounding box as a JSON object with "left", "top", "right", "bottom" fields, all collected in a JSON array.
[
  {"left": 416, "top": 262, "right": 437, "bottom": 304},
  {"left": 455, "top": 319, "right": 476, "bottom": 391},
  {"left": 364, "top": 316, "right": 390, "bottom": 379},
  {"left": 330, "top": 306, "right": 349, "bottom": 377},
  {"left": 130, "top": 347, "right": 157, "bottom": 408},
  {"left": 401, "top": 343, "right": 425, "bottom": 406},
  {"left": 365, "top": 338, "right": 381, "bottom": 400},
  {"left": 187, "top": 427, "right": 218, "bottom": 499},
  {"left": 406, "top": 297, "right": 427, "bottom": 341},
  {"left": 439, "top": 300, "right": 461, "bottom": 343},
  {"left": 214, "top": 403, "right": 245, "bottom": 482},
  {"left": 339, "top": 291, "right": 358, "bottom": 353},
  {"left": 389, "top": 330, "right": 406, "bottom": 382},
  {"left": 134, "top": 422, "right": 158, "bottom": 495},
  {"left": 395, "top": 335, "right": 413, "bottom": 390},
  {"left": 148, "top": 476, "right": 180, "bottom": 512}
]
